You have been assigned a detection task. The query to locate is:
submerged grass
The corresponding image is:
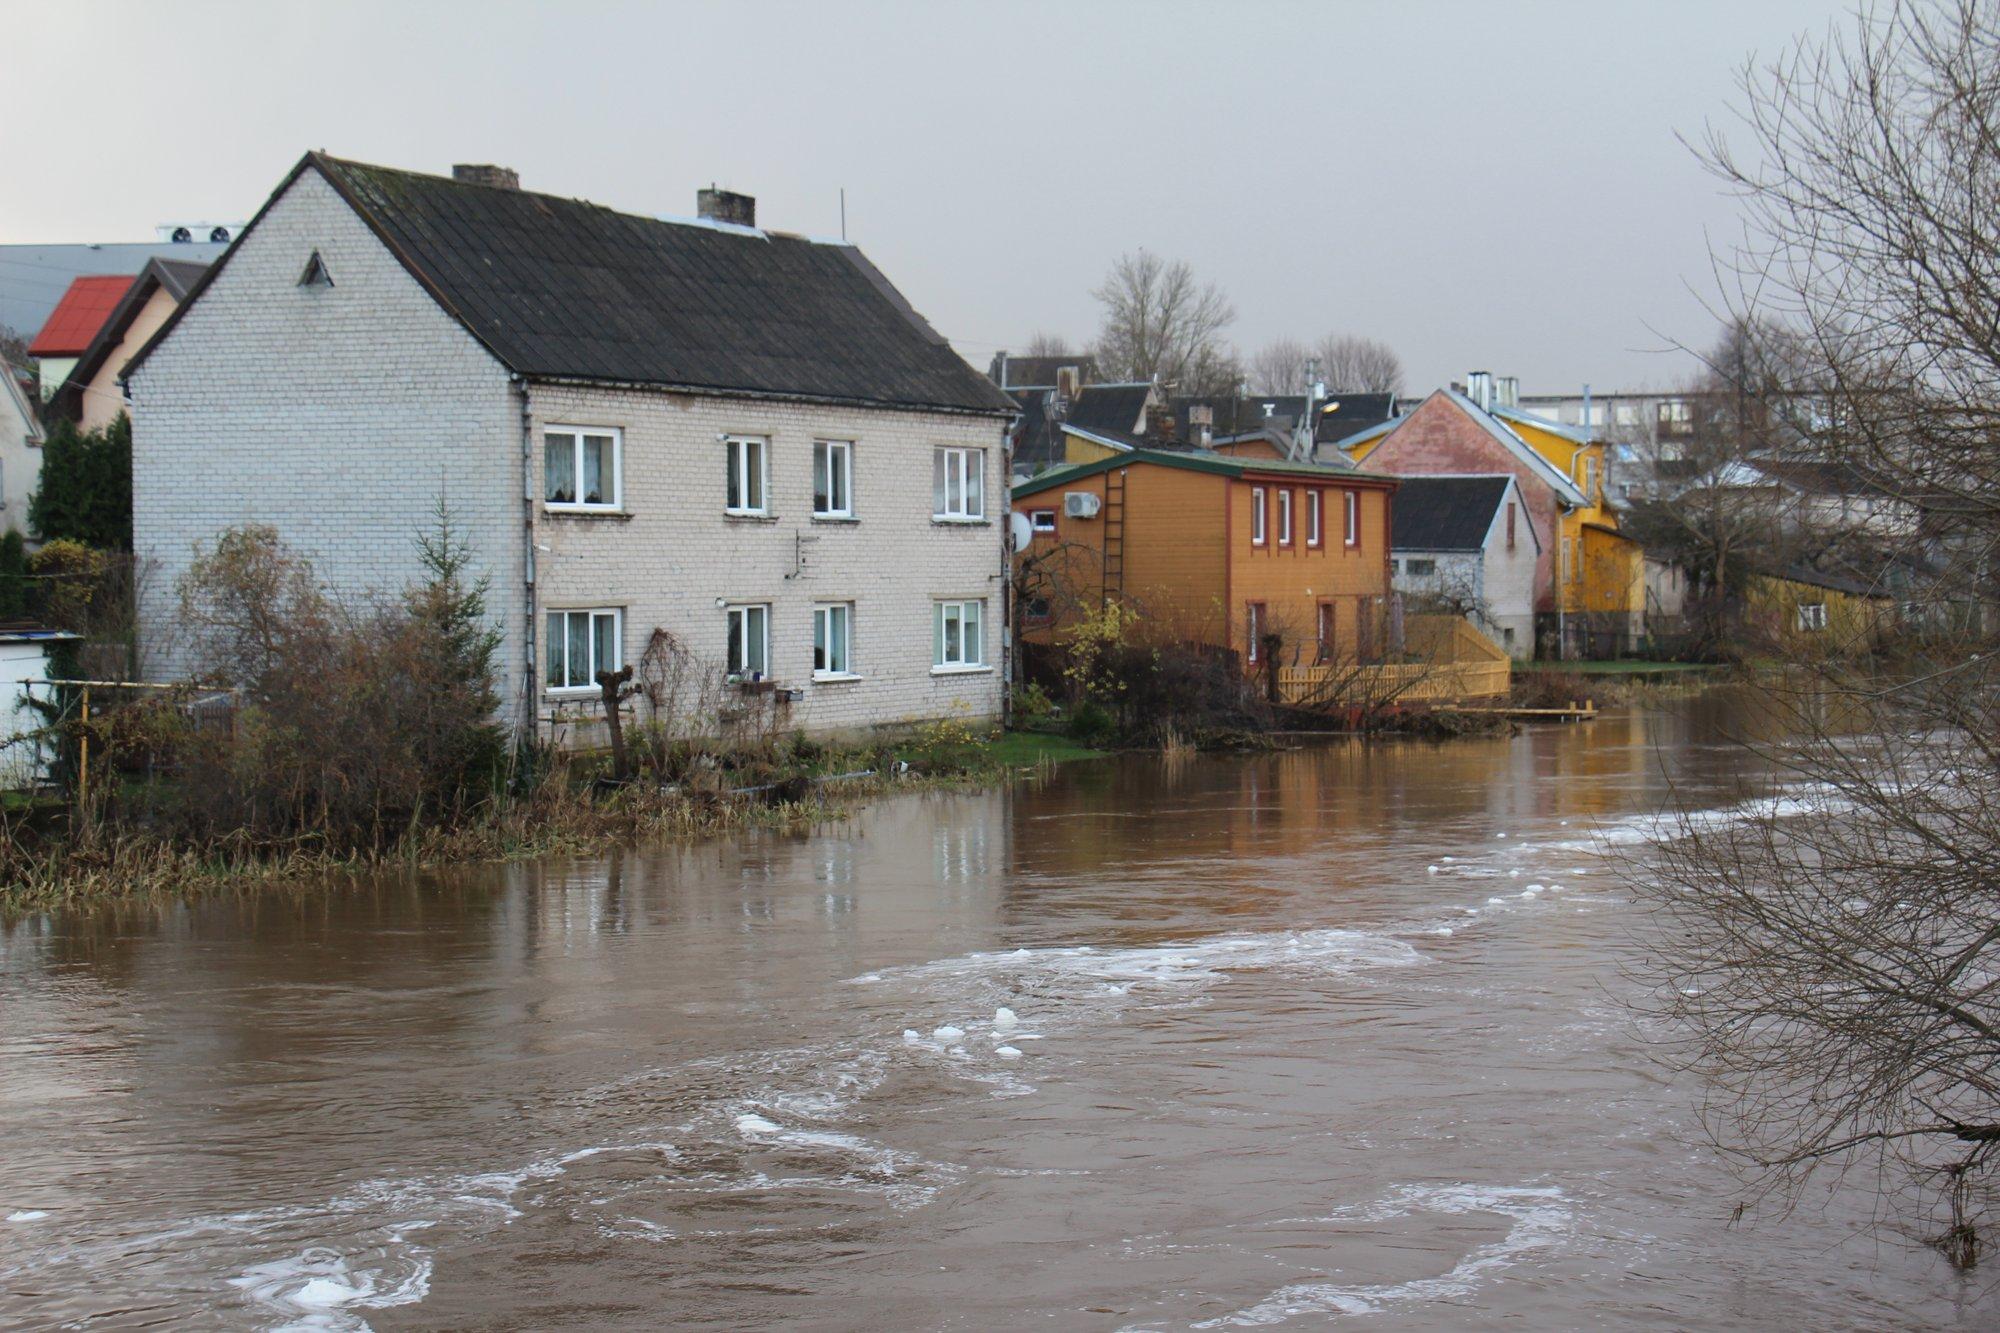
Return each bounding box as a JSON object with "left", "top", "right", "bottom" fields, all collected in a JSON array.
[{"left": 0, "top": 731, "right": 1106, "bottom": 917}]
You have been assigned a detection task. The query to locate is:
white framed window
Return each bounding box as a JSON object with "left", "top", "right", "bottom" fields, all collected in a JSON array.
[
  {"left": 1307, "top": 490, "right": 1322, "bottom": 546},
  {"left": 814, "top": 440, "right": 853, "bottom": 517},
  {"left": 544, "top": 427, "right": 622, "bottom": 510},
  {"left": 933, "top": 447, "right": 986, "bottom": 520},
  {"left": 1344, "top": 490, "right": 1359, "bottom": 546},
  {"left": 1797, "top": 602, "right": 1828, "bottom": 632},
  {"left": 725, "top": 436, "right": 768, "bottom": 515},
  {"left": 814, "top": 603, "right": 854, "bottom": 678},
  {"left": 726, "top": 603, "right": 771, "bottom": 679},
  {"left": 1030, "top": 508, "right": 1057, "bottom": 533},
  {"left": 1277, "top": 489, "right": 1293, "bottom": 545},
  {"left": 1251, "top": 486, "right": 1267, "bottom": 545},
  {"left": 1246, "top": 602, "right": 1266, "bottom": 662},
  {"left": 544, "top": 608, "right": 621, "bottom": 692},
  {"left": 1407, "top": 558, "right": 1437, "bottom": 577},
  {"left": 933, "top": 599, "right": 985, "bottom": 669}
]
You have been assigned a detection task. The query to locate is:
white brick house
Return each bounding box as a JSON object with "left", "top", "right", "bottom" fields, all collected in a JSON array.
[{"left": 125, "top": 154, "right": 1016, "bottom": 741}]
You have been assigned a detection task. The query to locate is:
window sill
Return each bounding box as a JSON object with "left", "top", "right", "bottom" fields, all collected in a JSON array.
[
  {"left": 930, "top": 664, "right": 993, "bottom": 676},
  {"left": 724, "top": 511, "right": 779, "bottom": 523},
  {"left": 545, "top": 686, "right": 603, "bottom": 698},
  {"left": 810, "top": 514, "right": 860, "bottom": 524},
  {"left": 931, "top": 516, "right": 991, "bottom": 526},
  {"left": 544, "top": 505, "right": 631, "bottom": 520},
  {"left": 812, "top": 671, "right": 864, "bottom": 683}
]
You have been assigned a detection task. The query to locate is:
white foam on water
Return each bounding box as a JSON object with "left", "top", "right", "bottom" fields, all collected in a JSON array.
[
  {"left": 1199, "top": 1183, "right": 1573, "bottom": 1325},
  {"left": 5, "top": 1211, "right": 47, "bottom": 1223},
  {"left": 1523, "top": 787, "right": 1845, "bottom": 856},
  {"left": 856, "top": 927, "right": 1424, "bottom": 1002},
  {"left": 230, "top": 1240, "right": 432, "bottom": 1331},
  {"left": 735, "top": 1113, "right": 781, "bottom": 1136}
]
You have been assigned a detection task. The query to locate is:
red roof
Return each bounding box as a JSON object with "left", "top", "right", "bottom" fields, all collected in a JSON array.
[{"left": 28, "top": 275, "right": 136, "bottom": 358}]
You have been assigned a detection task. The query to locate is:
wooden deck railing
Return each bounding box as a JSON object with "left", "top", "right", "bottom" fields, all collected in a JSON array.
[{"left": 1274, "top": 616, "right": 1511, "bottom": 708}]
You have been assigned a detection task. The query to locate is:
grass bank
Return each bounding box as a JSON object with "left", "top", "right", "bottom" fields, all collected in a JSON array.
[{"left": 0, "top": 729, "right": 1107, "bottom": 917}]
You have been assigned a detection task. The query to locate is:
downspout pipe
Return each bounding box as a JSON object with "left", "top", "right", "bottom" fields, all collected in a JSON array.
[
  {"left": 514, "top": 374, "right": 538, "bottom": 743},
  {"left": 1000, "top": 412, "right": 1019, "bottom": 728}
]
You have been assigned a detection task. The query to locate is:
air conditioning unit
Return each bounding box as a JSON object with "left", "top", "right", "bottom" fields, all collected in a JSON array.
[{"left": 1064, "top": 491, "right": 1101, "bottom": 519}]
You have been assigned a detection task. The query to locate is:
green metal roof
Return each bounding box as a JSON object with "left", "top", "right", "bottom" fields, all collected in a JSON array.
[{"left": 1012, "top": 447, "right": 1394, "bottom": 498}]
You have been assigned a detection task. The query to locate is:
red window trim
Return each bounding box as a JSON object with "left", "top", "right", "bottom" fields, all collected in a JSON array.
[
  {"left": 1343, "top": 489, "right": 1360, "bottom": 548},
  {"left": 1277, "top": 488, "right": 1294, "bottom": 546},
  {"left": 1306, "top": 489, "right": 1323, "bottom": 547},
  {"left": 1251, "top": 486, "right": 1268, "bottom": 546}
]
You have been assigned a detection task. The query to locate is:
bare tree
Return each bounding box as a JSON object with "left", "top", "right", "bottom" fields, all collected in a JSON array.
[
  {"left": 1090, "top": 250, "right": 1236, "bottom": 390},
  {"left": 0, "top": 325, "right": 38, "bottom": 398},
  {"left": 1247, "top": 338, "right": 1311, "bottom": 394},
  {"left": 1023, "top": 331, "right": 1074, "bottom": 358},
  {"left": 1617, "top": 320, "right": 1820, "bottom": 652},
  {"left": 1635, "top": 0, "right": 2000, "bottom": 1266},
  {"left": 1314, "top": 333, "right": 1405, "bottom": 395}
]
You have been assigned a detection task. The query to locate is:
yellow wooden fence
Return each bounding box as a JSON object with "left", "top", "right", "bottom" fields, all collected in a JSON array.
[{"left": 1275, "top": 615, "right": 1511, "bottom": 708}]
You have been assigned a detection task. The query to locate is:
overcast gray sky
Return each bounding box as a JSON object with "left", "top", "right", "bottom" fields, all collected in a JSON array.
[{"left": 2, "top": 0, "right": 1855, "bottom": 394}]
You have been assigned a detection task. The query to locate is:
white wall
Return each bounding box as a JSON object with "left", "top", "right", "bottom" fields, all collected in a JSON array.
[
  {"left": 528, "top": 382, "right": 1008, "bottom": 738},
  {"left": 0, "top": 376, "right": 40, "bottom": 538},
  {"left": 0, "top": 641, "right": 53, "bottom": 788},
  {"left": 128, "top": 168, "right": 526, "bottom": 709}
]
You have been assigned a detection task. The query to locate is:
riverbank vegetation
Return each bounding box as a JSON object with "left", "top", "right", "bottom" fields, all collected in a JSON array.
[{"left": 0, "top": 518, "right": 1099, "bottom": 915}]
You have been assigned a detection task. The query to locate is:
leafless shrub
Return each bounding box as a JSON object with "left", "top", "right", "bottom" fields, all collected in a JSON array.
[{"left": 140, "top": 515, "right": 505, "bottom": 849}]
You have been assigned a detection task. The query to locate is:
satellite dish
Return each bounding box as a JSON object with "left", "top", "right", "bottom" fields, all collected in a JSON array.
[{"left": 1008, "top": 511, "right": 1033, "bottom": 552}]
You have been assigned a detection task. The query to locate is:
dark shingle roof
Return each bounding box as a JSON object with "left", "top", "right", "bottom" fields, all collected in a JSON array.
[
  {"left": 1314, "top": 393, "right": 1398, "bottom": 443},
  {"left": 1014, "top": 444, "right": 1396, "bottom": 498},
  {"left": 1749, "top": 456, "right": 1901, "bottom": 499},
  {"left": 130, "top": 154, "right": 1013, "bottom": 416},
  {"left": 988, "top": 352, "right": 1099, "bottom": 389},
  {"left": 1391, "top": 475, "right": 1514, "bottom": 551},
  {"left": 1008, "top": 388, "right": 1064, "bottom": 474},
  {"left": 1064, "top": 382, "right": 1151, "bottom": 434}
]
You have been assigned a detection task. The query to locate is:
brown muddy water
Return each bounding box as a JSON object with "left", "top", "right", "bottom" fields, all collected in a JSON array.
[{"left": 0, "top": 696, "right": 1991, "bottom": 1329}]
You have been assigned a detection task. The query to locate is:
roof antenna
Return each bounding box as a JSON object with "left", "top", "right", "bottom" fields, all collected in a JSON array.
[{"left": 839, "top": 188, "right": 847, "bottom": 242}]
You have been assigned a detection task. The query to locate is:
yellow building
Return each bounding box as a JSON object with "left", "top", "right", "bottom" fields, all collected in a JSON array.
[
  {"left": 1744, "top": 569, "right": 1892, "bottom": 656},
  {"left": 1342, "top": 380, "right": 1645, "bottom": 656}
]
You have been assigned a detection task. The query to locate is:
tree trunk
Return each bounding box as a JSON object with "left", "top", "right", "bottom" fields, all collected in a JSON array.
[{"left": 596, "top": 665, "right": 635, "bottom": 781}]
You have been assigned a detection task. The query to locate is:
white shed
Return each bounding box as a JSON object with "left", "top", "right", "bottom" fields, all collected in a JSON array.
[{"left": 0, "top": 627, "right": 78, "bottom": 789}]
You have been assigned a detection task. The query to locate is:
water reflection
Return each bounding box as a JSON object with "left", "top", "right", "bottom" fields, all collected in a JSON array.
[{"left": 0, "top": 698, "right": 1981, "bottom": 1329}]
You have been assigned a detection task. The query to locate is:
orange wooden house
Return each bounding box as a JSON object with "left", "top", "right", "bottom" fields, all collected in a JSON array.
[{"left": 1011, "top": 448, "right": 1398, "bottom": 670}]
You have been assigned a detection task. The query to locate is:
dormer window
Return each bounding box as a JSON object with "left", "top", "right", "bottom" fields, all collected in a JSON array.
[{"left": 298, "top": 251, "right": 334, "bottom": 288}]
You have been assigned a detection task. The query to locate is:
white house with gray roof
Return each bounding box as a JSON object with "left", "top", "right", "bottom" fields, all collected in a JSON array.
[
  {"left": 125, "top": 154, "right": 1016, "bottom": 742},
  {"left": 1389, "top": 475, "right": 1541, "bottom": 658}
]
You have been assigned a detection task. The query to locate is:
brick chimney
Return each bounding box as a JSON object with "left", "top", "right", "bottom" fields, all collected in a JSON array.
[
  {"left": 453, "top": 164, "right": 519, "bottom": 190},
  {"left": 697, "top": 186, "right": 756, "bottom": 227}
]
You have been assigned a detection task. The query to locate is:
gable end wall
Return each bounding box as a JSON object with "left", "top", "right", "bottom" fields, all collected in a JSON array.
[{"left": 128, "top": 169, "right": 526, "bottom": 703}]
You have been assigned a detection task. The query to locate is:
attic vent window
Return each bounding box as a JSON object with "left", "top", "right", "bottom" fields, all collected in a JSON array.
[{"left": 298, "top": 251, "right": 333, "bottom": 288}]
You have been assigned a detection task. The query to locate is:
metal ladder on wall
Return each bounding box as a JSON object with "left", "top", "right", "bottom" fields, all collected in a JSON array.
[{"left": 1101, "top": 467, "right": 1127, "bottom": 607}]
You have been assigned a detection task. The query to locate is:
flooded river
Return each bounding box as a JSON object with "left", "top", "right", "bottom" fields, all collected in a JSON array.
[{"left": 1, "top": 697, "right": 1990, "bottom": 1328}]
